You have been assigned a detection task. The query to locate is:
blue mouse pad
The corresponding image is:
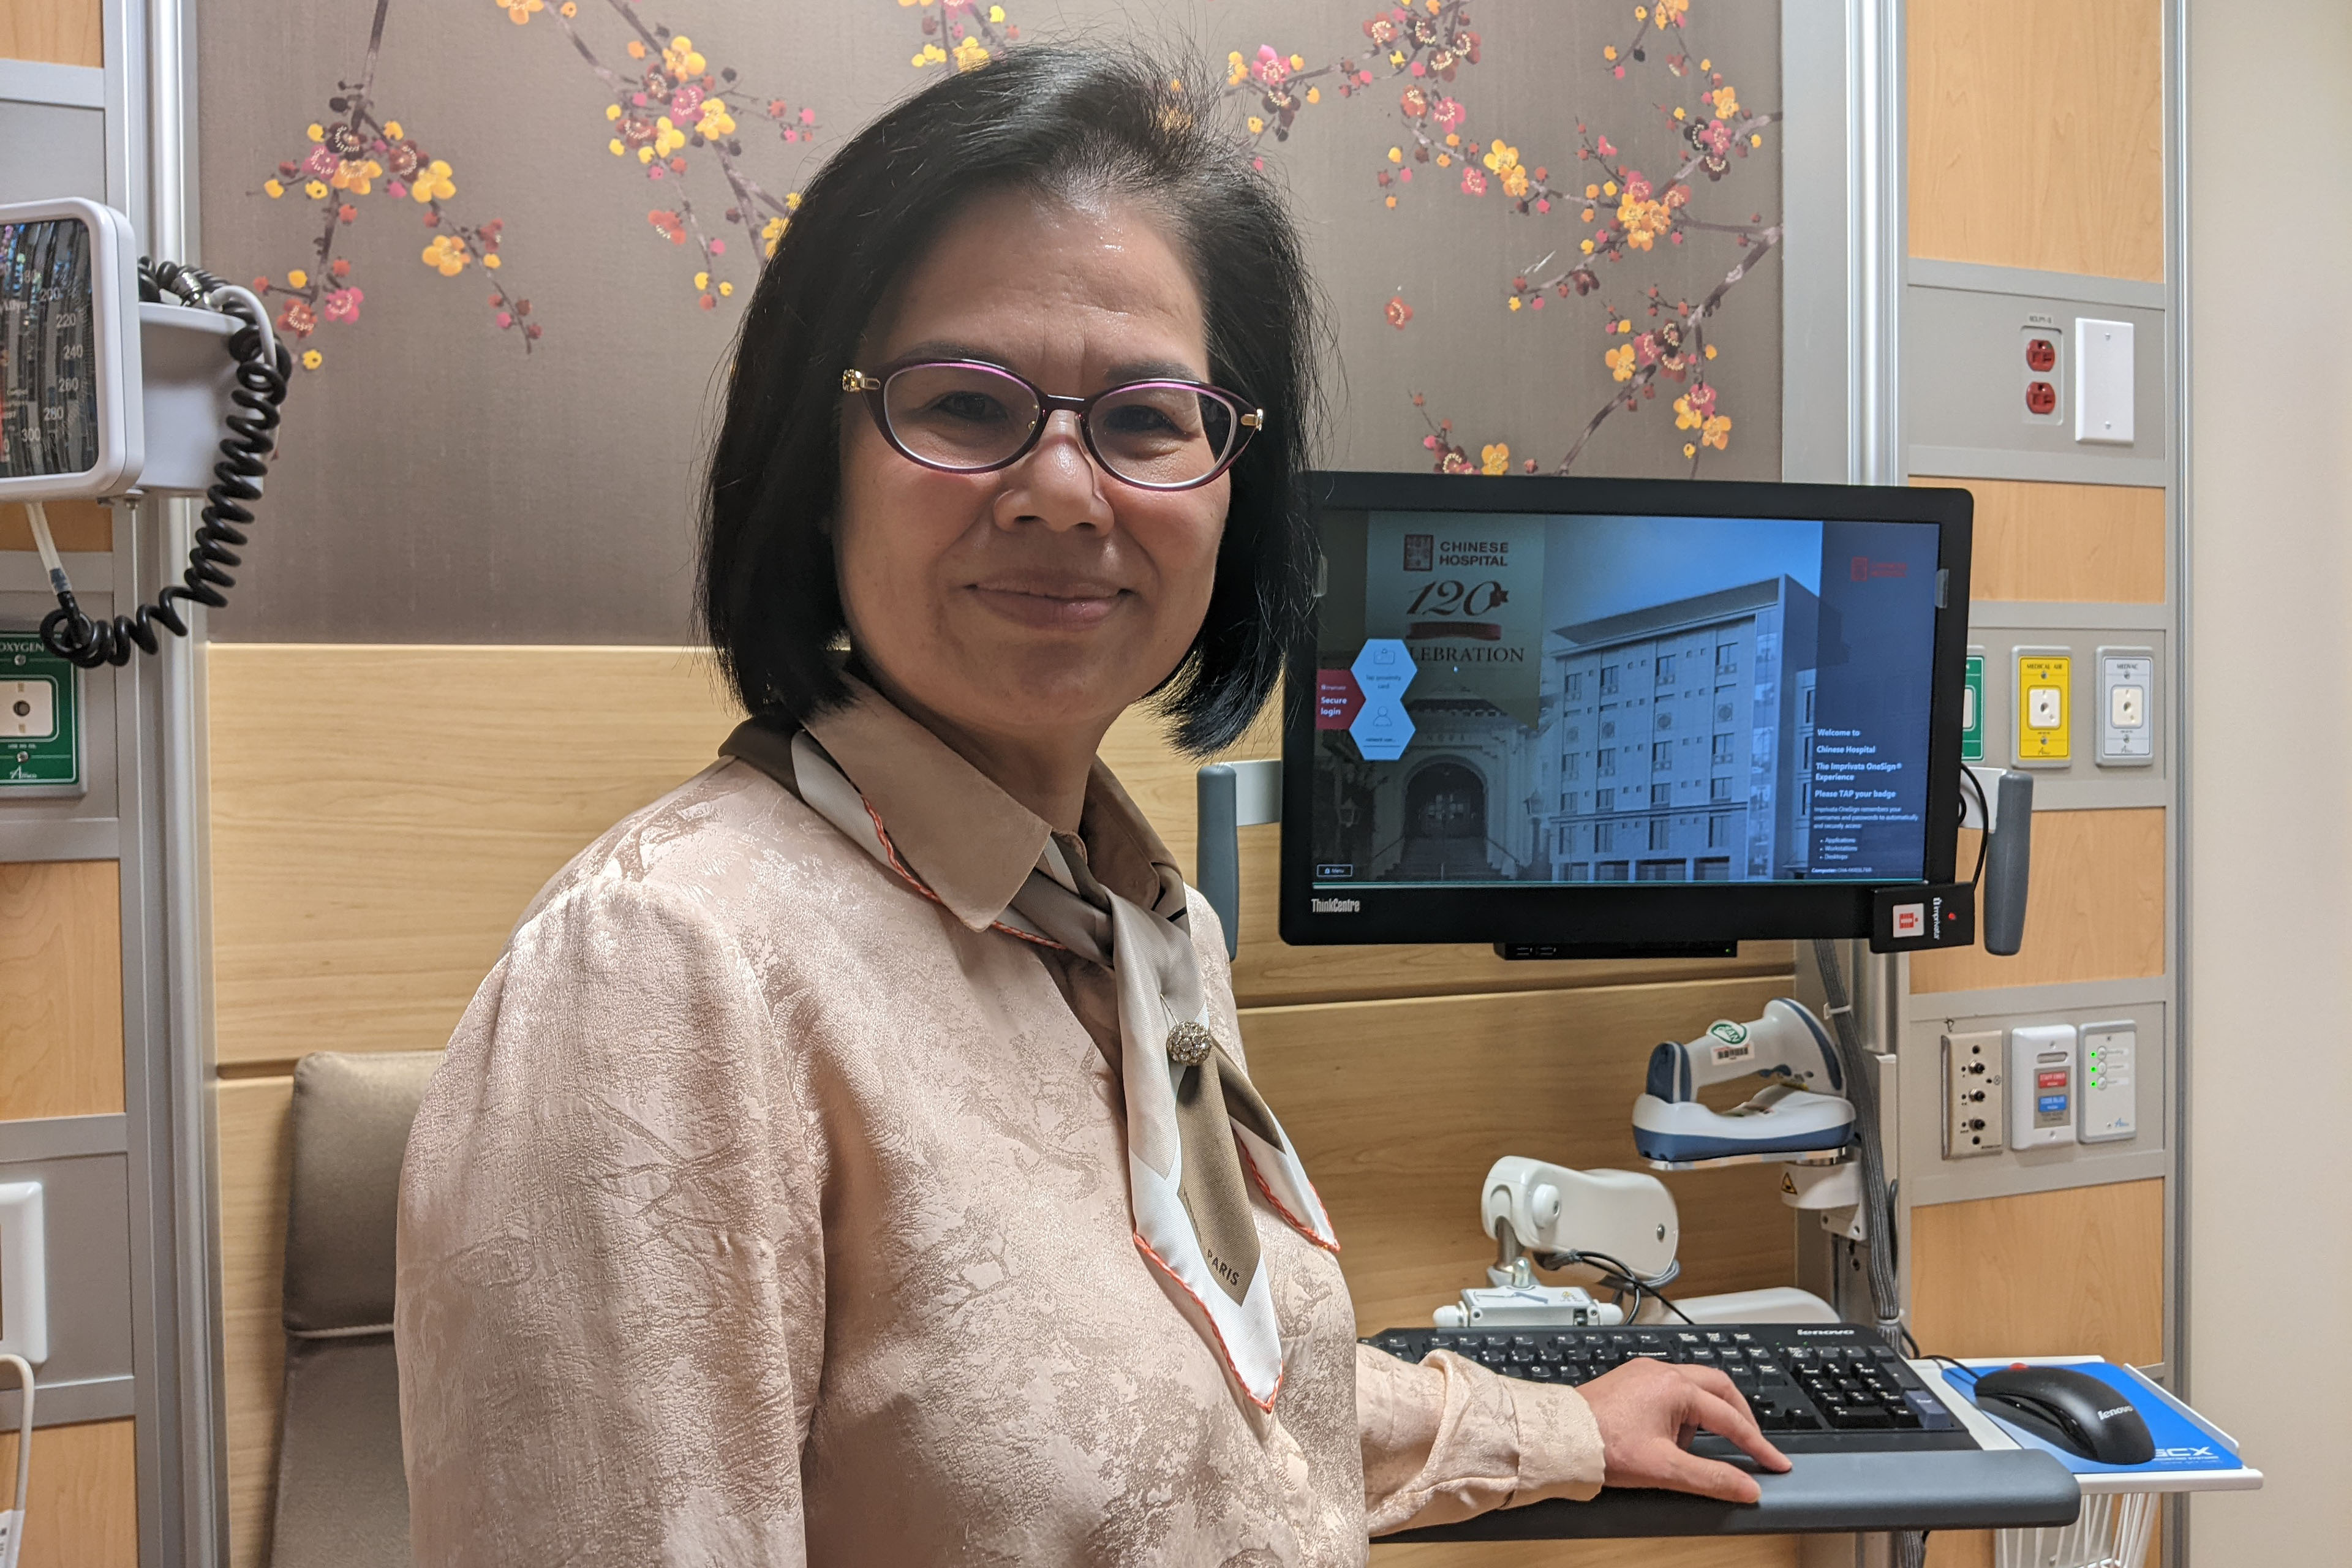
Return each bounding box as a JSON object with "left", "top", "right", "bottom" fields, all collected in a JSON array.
[{"left": 1957, "top": 1360, "right": 2241, "bottom": 1476}]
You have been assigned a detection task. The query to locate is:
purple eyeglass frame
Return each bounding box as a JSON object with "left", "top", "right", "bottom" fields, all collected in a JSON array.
[{"left": 841, "top": 357, "right": 1264, "bottom": 492}]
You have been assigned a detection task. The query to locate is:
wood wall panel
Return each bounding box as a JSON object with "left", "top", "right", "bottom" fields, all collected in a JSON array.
[
  {"left": 1907, "top": 0, "right": 2166, "bottom": 281},
  {"left": 1909, "top": 810, "right": 2165, "bottom": 994},
  {"left": 1243, "top": 979, "right": 1800, "bottom": 1335},
  {"left": 0, "top": 0, "right": 103, "bottom": 67},
  {"left": 0, "top": 859, "right": 123, "bottom": 1120},
  {"left": 216, "top": 1078, "right": 293, "bottom": 1568},
  {"left": 1909, "top": 1179, "right": 2164, "bottom": 1364},
  {"left": 0, "top": 501, "right": 110, "bottom": 553},
  {"left": 211, "top": 647, "right": 1796, "bottom": 1065},
  {"left": 1916, "top": 478, "right": 2166, "bottom": 605},
  {"left": 0, "top": 1418, "right": 138, "bottom": 1568},
  {"left": 208, "top": 646, "right": 744, "bottom": 1068}
]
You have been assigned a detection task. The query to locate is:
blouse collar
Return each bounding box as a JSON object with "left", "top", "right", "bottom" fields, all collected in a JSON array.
[{"left": 781, "top": 677, "right": 1178, "bottom": 932}]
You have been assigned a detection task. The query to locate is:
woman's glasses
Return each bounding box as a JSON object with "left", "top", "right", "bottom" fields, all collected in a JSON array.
[{"left": 842, "top": 359, "right": 1262, "bottom": 491}]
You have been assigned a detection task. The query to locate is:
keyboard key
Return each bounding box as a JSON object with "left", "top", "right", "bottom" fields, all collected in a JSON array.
[{"left": 1824, "top": 1404, "right": 1894, "bottom": 1430}]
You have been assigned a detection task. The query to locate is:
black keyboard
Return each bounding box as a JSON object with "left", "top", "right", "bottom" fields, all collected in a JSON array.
[{"left": 1363, "top": 1322, "right": 1975, "bottom": 1455}]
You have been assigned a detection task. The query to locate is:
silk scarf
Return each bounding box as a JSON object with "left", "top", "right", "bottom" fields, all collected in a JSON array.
[{"left": 722, "top": 720, "right": 1338, "bottom": 1410}]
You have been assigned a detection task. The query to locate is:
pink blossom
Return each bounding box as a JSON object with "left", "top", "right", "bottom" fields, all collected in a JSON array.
[
  {"left": 1612, "top": 65, "right": 1626, "bottom": 79},
  {"left": 1625, "top": 171, "right": 1653, "bottom": 201},
  {"left": 709, "top": 238, "right": 726, "bottom": 254},
  {"left": 1635, "top": 333, "right": 1659, "bottom": 367},
  {"left": 300, "top": 147, "right": 338, "bottom": 179},
  {"left": 1536, "top": 198, "right": 1551, "bottom": 212},
  {"left": 1597, "top": 136, "right": 1618, "bottom": 157},
  {"left": 799, "top": 107, "right": 815, "bottom": 124},
  {"left": 671, "top": 83, "right": 704, "bottom": 117},
  {"left": 386, "top": 180, "right": 408, "bottom": 199},
  {"left": 1432, "top": 97, "right": 1465, "bottom": 132},
  {"left": 497, "top": 311, "right": 513, "bottom": 328},
  {"left": 1460, "top": 166, "right": 1487, "bottom": 196},
  {"left": 322, "top": 286, "right": 363, "bottom": 324},
  {"left": 1530, "top": 296, "right": 1545, "bottom": 310},
  {"left": 1411, "top": 61, "right": 1426, "bottom": 77}
]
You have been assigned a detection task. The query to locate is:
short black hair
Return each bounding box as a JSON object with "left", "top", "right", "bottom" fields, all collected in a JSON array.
[{"left": 699, "top": 45, "right": 1321, "bottom": 755}]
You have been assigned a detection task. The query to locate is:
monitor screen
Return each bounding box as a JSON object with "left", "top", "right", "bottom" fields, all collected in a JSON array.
[{"left": 1282, "top": 473, "right": 1973, "bottom": 948}]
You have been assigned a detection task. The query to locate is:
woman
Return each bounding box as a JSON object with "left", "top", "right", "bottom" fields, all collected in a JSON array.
[{"left": 396, "top": 46, "right": 1785, "bottom": 1564}]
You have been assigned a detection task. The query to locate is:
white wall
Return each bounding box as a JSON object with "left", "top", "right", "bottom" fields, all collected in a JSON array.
[{"left": 2184, "top": 0, "right": 2352, "bottom": 1558}]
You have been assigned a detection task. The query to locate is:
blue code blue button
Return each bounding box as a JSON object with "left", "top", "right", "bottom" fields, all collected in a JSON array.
[{"left": 2039, "top": 1095, "right": 2068, "bottom": 1114}]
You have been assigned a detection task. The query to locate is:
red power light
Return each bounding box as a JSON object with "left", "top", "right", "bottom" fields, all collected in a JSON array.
[
  {"left": 2026, "top": 381, "right": 2057, "bottom": 415},
  {"left": 2026, "top": 337, "right": 2057, "bottom": 372}
]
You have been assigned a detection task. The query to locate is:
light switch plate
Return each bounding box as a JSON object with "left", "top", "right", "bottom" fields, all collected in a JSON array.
[
  {"left": 2079, "top": 1021, "right": 2138, "bottom": 1143},
  {"left": 2097, "top": 646, "right": 2156, "bottom": 767},
  {"left": 2008, "top": 1024, "right": 2079, "bottom": 1150},
  {"left": 2074, "top": 317, "right": 2135, "bottom": 444},
  {"left": 0, "top": 1180, "right": 47, "bottom": 1366}
]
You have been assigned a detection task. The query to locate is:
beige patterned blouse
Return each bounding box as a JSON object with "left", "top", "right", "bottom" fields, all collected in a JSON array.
[{"left": 394, "top": 684, "right": 1605, "bottom": 1565}]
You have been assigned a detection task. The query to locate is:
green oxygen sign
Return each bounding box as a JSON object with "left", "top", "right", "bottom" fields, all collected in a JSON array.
[
  {"left": 1962, "top": 652, "right": 1985, "bottom": 763},
  {"left": 1, "top": 631, "right": 81, "bottom": 794}
]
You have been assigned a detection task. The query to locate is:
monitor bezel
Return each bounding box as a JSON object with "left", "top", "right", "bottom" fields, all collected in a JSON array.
[{"left": 1278, "top": 471, "right": 1975, "bottom": 948}]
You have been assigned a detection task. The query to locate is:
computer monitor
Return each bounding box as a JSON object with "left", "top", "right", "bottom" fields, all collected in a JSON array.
[{"left": 1280, "top": 472, "right": 1974, "bottom": 952}]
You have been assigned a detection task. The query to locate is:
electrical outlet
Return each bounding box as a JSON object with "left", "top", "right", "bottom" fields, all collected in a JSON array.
[
  {"left": 2022, "top": 319, "right": 2064, "bottom": 427},
  {"left": 1940, "top": 1030, "right": 2005, "bottom": 1157}
]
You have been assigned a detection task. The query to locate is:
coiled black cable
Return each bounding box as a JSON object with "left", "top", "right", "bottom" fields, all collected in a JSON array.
[{"left": 39, "top": 258, "right": 292, "bottom": 668}]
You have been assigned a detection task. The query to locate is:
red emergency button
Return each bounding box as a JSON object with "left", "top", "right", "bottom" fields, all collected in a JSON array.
[{"left": 2037, "top": 1070, "right": 2069, "bottom": 1090}]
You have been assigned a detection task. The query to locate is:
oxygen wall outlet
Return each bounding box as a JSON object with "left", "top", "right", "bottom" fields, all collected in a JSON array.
[{"left": 1940, "top": 1030, "right": 2005, "bottom": 1157}]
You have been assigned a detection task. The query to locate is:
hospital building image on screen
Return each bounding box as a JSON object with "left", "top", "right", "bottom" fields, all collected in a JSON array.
[{"left": 1309, "top": 511, "right": 1940, "bottom": 889}]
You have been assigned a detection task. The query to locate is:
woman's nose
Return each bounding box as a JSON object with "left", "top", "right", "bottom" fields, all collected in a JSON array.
[{"left": 998, "top": 410, "right": 1109, "bottom": 531}]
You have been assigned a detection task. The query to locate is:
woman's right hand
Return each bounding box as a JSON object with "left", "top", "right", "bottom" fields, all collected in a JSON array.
[{"left": 1576, "top": 1355, "right": 1793, "bottom": 1502}]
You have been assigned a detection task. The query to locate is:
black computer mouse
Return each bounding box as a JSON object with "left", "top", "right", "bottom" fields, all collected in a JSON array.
[{"left": 1972, "top": 1364, "right": 2156, "bottom": 1465}]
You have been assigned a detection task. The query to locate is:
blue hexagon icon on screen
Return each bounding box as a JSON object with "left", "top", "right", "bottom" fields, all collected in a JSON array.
[{"left": 1348, "top": 639, "right": 1416, "bottom": 761}]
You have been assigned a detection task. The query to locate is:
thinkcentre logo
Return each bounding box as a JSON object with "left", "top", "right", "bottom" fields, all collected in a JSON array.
[{"left": 1311, "top": 897, "right": 1362, "bottom": 914}]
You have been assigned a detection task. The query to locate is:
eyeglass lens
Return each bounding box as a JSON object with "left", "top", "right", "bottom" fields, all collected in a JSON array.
[{"left": 881, "top": 363, "right": 1238, "bottom": 487}]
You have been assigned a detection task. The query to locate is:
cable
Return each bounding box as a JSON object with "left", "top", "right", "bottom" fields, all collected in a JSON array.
[
  {"left": 1536, "top": 1248, "right": 1695, "bottom": 1324},
  {"left": 37, "top": 258, "right": 292, "bottom": 669},
  {"left": 1959, "top": 764, "right": 1992, "bottom": 888},
  {"left": 1810, "top": 938, "right": 1904, "bottom": 1342}
]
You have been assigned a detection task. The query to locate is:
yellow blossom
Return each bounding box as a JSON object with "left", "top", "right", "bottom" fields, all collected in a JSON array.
[
  {"left": 990, "top": 6, "right": 1006, "bottom": 21},
  {"left": 483, "top": 254, "right": 500, "bottom": 269},
  {"left": 1605, "top": 344, "right": 1635, "bottom": 382},
  {"left": 1603, "top": 45, "right": 1618, "bottom": 61},
  {"left": 785, "top": 192, "right": 802, "bottom": 210},
  {"left": 306, "top": 123, "right": 325, "bottom": 142},
  {"left": 627, "top": 39, "right": 646, "bottom": 58},
  {"left": 288, "top": 269, "right": 309, "bottom": 288},
  {"left": 331, "top": 157, "right": 381, "bottom": 195},
  {"left": 503, "top": 0, "right": 542, "bottom": 23},
  {"left": 1751, "top": 132, "right": 1763, "bottom": 147},
  {"left": 1436, "top": 153, "right": 1450, "bottom": 167},
  {"left": 1619, "top": 320, "right": 1634, "bottom": 333},
  {"left": 699, "top": 102, "right": 737, "bottom": 137},
  {"left": 1480, "top": 443, "right": 1510, "bottom": 475},
  {"left": 1698, "top": 58, "right": 1710, "bottom": 71},
  {"left": 695, "top": 271, "right": 710, "bottom": 290},
  {"left": 264, "top": 179, "right": 285, "bottom": 198},
  {"left": 762, "top": 214, "right": 789, "bottom": 257},
  {"left": 560, "top": 1, "right": 576, "bottom": 13},
  {"left": 1306, "top": 86, "right": 1320, "bottom": 104},
  {"left": 952, "top": 36, "right": 989, "bottom": 70},
  {"left": 1586, "top": 183, "right": 1599, "bottom": 198},
  {"left": 1228, "top": 51, "right": 1248, "bottom": 86},
  {"left": 410, "top": 159, "right": 455, "bottom": 203},
  {"left": 1635, "top": 4, "right": 1648, "bottom": 15},
  {"left": 302, "top": 349, "right": 323, "bottom": 370},
  {"left": 663, "top": 36, "right": 706, "bottom": 77},
  {"left": 606, "top": 104, "right": 623, "bottom": 121},
  {"left": 1702, "top": 413, "right": 1732, "bottom": 450},
  {"left": 384, "top": 121, "right": 402, "bottom": 140},
  {"left": 1291, "top": 54, "right": 1304, "bottom": 69},
  {"left": 1388, "top": 146, "right": 1403, "bottom": 164},
  {"left": 1673, "top": 394, "right": 1702, "bottom": 430},
  {"left": 1656, "top": 0, "right": 1689, "bottom": 26},
  {"left": 1385, "top": 194, "right": 1398, "bottom": 208},
  {"left": 718, "top": 281, "right": 734, "bottom": 297},
  {"left": 913, "top": 42, "right": 947, "bottom": 66},
  {"left": 1684, "top": 442, "right": 1697, "bottom": 458},
  {"left": 1482, "top": 141, "right": 1518, "bottom": 174},
  {"left": 1704, "top": 344, "right": 1717, "bottom": 360},
  {"left": 1712, "top": 86, "right": 1740, "bottom": 118},
  {"left": 1604, "top": 181, "right": 1618, "bottom": 196},
  {"left": 1248, "top": 116, "right": 1265, "bottom": 135},
  {"left": 609, "top": 138, "right": 626, "bottom": 156},
  {"left": 421, "top": 235, "right": 469, "bottom": 276},
  {"left": 1580, "top": 238, "right": 1594, "bottom": 254},
  {"left": 1673, "top": 106, "right": 1686, "bottom": 121},
  {"left": 304, "top": 180, "right": 328, "bottom": 200},
  {"left": 1389, "top": 49, "right": 1405, "bottom": 66},
  {"left": 1508, "top": 296, "right": 1522, "bottom": 311},
  {"left": 638, "top": 146, "right": 655, "bottom": 164}
]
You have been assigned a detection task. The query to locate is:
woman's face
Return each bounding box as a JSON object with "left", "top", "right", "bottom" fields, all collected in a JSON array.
[{"left": 834, "top": 187, "right": 1229, "bottom": 758}]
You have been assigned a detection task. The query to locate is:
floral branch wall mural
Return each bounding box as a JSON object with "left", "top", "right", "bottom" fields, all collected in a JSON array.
[{"left": 199, "top": 0, "right": 1781, "bottom": 640}]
